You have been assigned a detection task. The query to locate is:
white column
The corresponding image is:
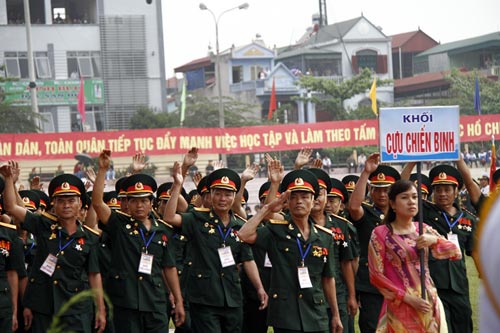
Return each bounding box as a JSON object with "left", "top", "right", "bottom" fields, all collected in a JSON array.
[{"left": 45, "top": 0, "right": 52, "bottom": 24}]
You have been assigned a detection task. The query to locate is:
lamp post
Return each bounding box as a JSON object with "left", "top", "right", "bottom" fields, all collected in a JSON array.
[{"left": 199, "top": 2, "right": 249, "bottom": 166}]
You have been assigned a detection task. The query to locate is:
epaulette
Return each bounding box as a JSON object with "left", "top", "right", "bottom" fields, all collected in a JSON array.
[
  {"left": 116, "top": 210, "right": 131, "bottom": 217},
  {"left": 331, "top": 213, "right": 353, "bottom": 225},
  {"left": 314, "top": 223, "right": 333, "bottom": 235},
  {"left": 234, "top": 214, "right": 247, "bottom": 223},
  {"left": 361, "top": 201, "right": 374, "bottom": 208},
  {"left": 152, "top": 209, "right": 162, "bottom": 219},
  {"left": 42, "top": 211, "right": 58, "bottom": 222},
  {"left": 269, "top": 219, "right": 289, "bottom": 225},
  {"left": 0, "top": 221, "right": 17, "bottom": 230},
  {"left": 157, "top": 218, "right": 174, "bottom": 229},
  {"left": 193, "top": 207, "right": 210, "bottom": 212},
  {"left": 83, "top": 224, "right": 101, "bottom": 236}
]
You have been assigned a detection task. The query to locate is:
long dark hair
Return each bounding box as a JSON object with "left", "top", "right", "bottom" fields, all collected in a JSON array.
[{"left": 383, "top": 179, "right": 417, "bottom": 233}]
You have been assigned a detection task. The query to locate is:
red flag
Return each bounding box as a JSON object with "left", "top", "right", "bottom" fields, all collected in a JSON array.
[
  {"left": 77, "top": 78, "right": 86, "bottom": 123},
  {"left": 267, "top": 78, "right": 277, "bottom": 120},
  {"left": 490, "top": 141, "right": 496, "bottom": 193}
]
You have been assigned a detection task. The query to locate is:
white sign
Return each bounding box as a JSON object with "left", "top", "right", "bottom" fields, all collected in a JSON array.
[{"left": 379, "top": 106, "right": 460, "bottom": 163}]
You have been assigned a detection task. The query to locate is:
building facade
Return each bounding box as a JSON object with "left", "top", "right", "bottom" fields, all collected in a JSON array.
[{"left": 0, "top": 0, "right": 166, "bottom": 132}]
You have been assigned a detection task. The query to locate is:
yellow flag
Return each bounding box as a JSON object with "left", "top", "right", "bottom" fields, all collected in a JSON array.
[{"left": 369, "top": 77, "right": 377, "bottom": 116}]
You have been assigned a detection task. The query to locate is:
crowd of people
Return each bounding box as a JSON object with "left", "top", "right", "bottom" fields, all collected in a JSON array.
[{"left": 0, "top": 147, "right": 497, "bottom": 333}]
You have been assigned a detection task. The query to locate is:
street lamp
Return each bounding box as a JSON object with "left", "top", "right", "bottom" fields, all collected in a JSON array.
[{"left": 199, "top": 2, "right": 249, "bottom": 166}]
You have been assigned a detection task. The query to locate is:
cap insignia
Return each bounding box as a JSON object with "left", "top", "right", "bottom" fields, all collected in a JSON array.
[
  {"left": 294, "top": 178, "right": 304, "bottom": 186},
  {"left": 110, "top": 198, "right": 117, "bottom": 204},
  {"left": 135, "top": 182, "right": 144, "bottom": 190},
  {"left": 438, "top": 172, "right": 447, "bottom": 180},
  {"left": 221, "top": 176, "right": 229, "bottom": 184},
  {"left": 62, "top": 182, "right": 70, "bottom": 190},
  {"left": 377, "top": 173, "right": 386, "bottom": 181},
  {"left": 23, "top": 197, "right": 30, "bottom": 204}
]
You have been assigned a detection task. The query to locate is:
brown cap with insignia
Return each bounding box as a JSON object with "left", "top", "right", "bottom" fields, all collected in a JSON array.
[
  {"left": 280, "top": 169, "right": 320, "bottom": 198},
  {"left": 429, "top": 165, "right": 463, "bottom": 189},
  {"left": 49, "top": 174, "right": 86, "bottom": 198},
  {"left": 368, "top": 165, "right": 400, "bottom": 188},
  {"left": 207, "top": 168, "right": 241, "bottom": 192}
]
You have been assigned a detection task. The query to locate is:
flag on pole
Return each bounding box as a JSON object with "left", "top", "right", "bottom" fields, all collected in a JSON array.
[
  {"left": 490, "top": 137, "right": 496, "bottom": 193},
  {"left": 267, "top": 78, "right": 277, "bottom": 120},
  {"left": 77, "top": 78, "right": 86, "bottom": 124},
  {"left": 474, "top": 76, "right": 482, "bottom": 115},
  {"left": 369, "top": 77, "right": 377, "bottom": 116},
  {"left": 180, "top": 79, "right": 187, "bottom": 126}
]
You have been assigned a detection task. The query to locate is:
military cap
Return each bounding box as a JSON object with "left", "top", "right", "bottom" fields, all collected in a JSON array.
[
  {"left": 279, "top": 169, "right": 320, "bottom": 198},
  {"left": 33, "top": 190, "right": 51, "bottom": 210},
  {"left": 342, "top": 175, "right": 359, "bottom": 192},
  {"left": 115, "top": 177, "right": 128, "bottom": 198},
  {"left": 124, "top": 174, "right": 157, "bottom": 197},
  {"left": 207, "top": 168, "right": 241, "bottom": 192},
  {"left": 409, "top": 173, "right": 433, "bottom": 196},
  {"left": 19, "top": 190, "right": 40, "bottom": 211},
  {"left": 49, "top": 174, "right": 86, "bottom": 198},
  {"left": 0, "top": 176, "right": 4, "bottom": 194},
  {"left": 157, "top": 182, "right": 188, "bottom": 201},
  {"left": 308, "top": 168, "right": 332, "bottom": 194},
  {"left": 258, "top": 181, "right": 272, "bottom": 201},
  {"left": 188, "top": 189, "right": 200, "bottom": 205},
  {"left": 329, "top": 178, "right": 349, "bottom": 203},
  {"left": 241, "top": 188, "right": 249, "bottom": 205},
  {"left": 197, "top": 176, "right": 209, "bottom": 195},
  {"left": 81, "top": 192, "right": 91, "bottom": 210},
  {"left": 429, "top": 164, "right": 463, "bottom": 189},
  {"left": 103, "top": 191, "right": 120, "bottom": 209},
  {"left": 368, "top": 165, "right": 400, "bottom": 187}
]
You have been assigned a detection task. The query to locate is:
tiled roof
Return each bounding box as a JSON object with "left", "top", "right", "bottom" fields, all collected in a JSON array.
[
  {"left": 391, "top": 31, "right": 419, "bottom": 49},
  {"left": 417, "top": 31, "right": 500, "bottom": 57},
  {"left": 174, "top": 56, "right": 211, "bottom": 73}
]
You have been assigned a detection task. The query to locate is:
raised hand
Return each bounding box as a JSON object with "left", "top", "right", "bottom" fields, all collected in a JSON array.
[
  {"left": 312, "top": 158, "right": 323, "bottom": 169},
  {"left": 172, "top": 161, "right": 184, "bottom": 185},
  {"left": 295, "top": 148, "right": 313, "bottom": 169},
  {"left": 241, "top": 163, "right": 259, "bottom": 182},
  {"left": 98, "top": 150, "right": 112, "bottom": 170},
  {"left": 29, "top": 176, "right": 44, "bottom": 190},
  {"left": 132, "top": 152, "right": 147, "bottom": 174},
  {"left": 9, "top": 160, "right": 21, "bottom": 184},
  {"left": 364, "top": 153, "right": 380, "bottom": 174},
  {"left": 85, "top": 168, "right": 97, "bottom": 184},
  {"left": 213, "top": 160, "right": 225, "bottom": 170},
  {"left": 182, "top": 147, "right": 199, "bottom": 168},
  {"left": 192, "top": 171, "right": 203, "bottom": 187},
  {"left": 268, "top": 159, "right": 284, "bottom": 184}
]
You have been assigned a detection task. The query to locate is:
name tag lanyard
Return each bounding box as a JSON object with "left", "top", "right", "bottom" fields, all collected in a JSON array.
[
  {"left": 57, "top": 231, "right": 76, "bottom": 256},
  {"left": 442, "top": 212, "right": 463, "bottom": 234},
  {"left": 139, "top": 228, "right": 156, "bottom": 253},
  {"left": 296, "top": 238, "right": 312, "bottom": 267},
  {"left": 217, "top": 225, "right": 232, "bottom": 247}
]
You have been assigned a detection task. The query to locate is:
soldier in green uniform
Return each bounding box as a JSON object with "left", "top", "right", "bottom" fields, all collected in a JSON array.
[
  {"left": 93, "top": 150, "right": 185, "bottom": 332},
  {"left": 239, "top": 169, "right": 343, "bottom": 333},
  {"left": 347, "top": 153, "right": 400, "bottom": 333},
  {"left": 0, "top": 166, "right": 106, "bottom": 333},
  {"left": 164, "top": 163, "right": 267, "bottom": 333},
  {"left": 421, "top": 164, "right": 476, "bottom": 333},
  {"left": 0, "top": 176, "right": 24, "bottom": 333}
]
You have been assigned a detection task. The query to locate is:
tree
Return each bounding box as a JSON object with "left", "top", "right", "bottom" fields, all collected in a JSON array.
[
  {"left": 129, "top": 96, "right": 260, "bottom": 130},
  {"left": 295, "top": 68, "right": 392, "bottom": 121},
  {"left": 0, "top": 98, "right": 42, "bottom": 133}
]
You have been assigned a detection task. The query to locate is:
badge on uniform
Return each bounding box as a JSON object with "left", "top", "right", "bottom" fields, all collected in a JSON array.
[
  {"left": 298, "top": 267, "right": 313, "bottom": 289},
  {"left": 138, "top": 253, "right": 154, "bottom": 275},
  {"left": 41, "top": 254, "right": 58, "bottom": 276},
  {"left": 218, "top": 246, "right": 236, "bottom": 267}
]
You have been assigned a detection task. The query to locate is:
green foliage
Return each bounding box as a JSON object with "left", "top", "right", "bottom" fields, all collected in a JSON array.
[
  {"left": 47, "top": 289, "right": 112, "bottom": 333},
  {"left": 444, "top": 69, "right": 500, "bottom": 115},
  {"left": 0, "top": 100, "right": 43, "bottom": 133},
  {"left": 129, "top": 106, "right": 178, "bottom": 129},
  {"left": 294, "top": 68, "right": 392, "bottom": 120}
]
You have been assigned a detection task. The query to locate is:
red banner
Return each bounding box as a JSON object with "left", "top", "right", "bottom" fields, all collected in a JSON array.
[{"left": 1, "top": 114, "right": 499, "bottom": 161}]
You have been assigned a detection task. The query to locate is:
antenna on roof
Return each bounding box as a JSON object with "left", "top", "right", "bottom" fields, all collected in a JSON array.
[{"left": 318, "top": 0, "right": 327, "bottom": 27}]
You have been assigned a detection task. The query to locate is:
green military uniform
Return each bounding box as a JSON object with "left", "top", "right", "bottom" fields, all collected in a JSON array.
[
  {"left": 325, "top": 213, "right": 353, "bottom": 331},
  {"left": 181, "top": 208, "right": 253, "bottom": 333},
  {"left": 0, "top": 222, "right": 24, "bottom": 333},
  {"left": 352, "top": 166, "right": 399, "bottom": 333},
  {"left": 255, "top": 217, "right": 335, "bottom": 332},
  {"left": 423, "top": 163, "right": 476, "bottom": 333},
  {"left": 105, "top": 209, "right": 176, "bottom": 333},
  {"left": 22, "top": 211, "right": 100, "bottom": 333}
]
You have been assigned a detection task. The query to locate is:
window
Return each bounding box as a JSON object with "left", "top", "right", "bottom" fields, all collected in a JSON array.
[
  {"left": 67, "top": 51, "right": 101, "bottom": 78},
  {"left": 356, "top": 50, "right": 377, "bottom": 72},
  {"left": 7, "top": 0, "right": 45, "bottom": 24},
  {"left": 51, "top": 0, "right": 97, "bottom": 24},
  {"left": 232, "top": 66, "right": 243, "bottom": 83},
  {"left": 35, "top": 52, "right": 51, "bottom": 78},
  {"left": 4, "top": 52, "right": 28, "bottom": 78},
  {"left": 250, "top": 65, "right": 264, "bottom": 80}
]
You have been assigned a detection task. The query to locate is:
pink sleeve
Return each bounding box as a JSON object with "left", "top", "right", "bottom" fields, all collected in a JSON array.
[
  {"left": 368, "top": 226, "right": 406, "bottom": 305},
  {"left": 425, "top": 225, "right": 462, "bottom": 261}
]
